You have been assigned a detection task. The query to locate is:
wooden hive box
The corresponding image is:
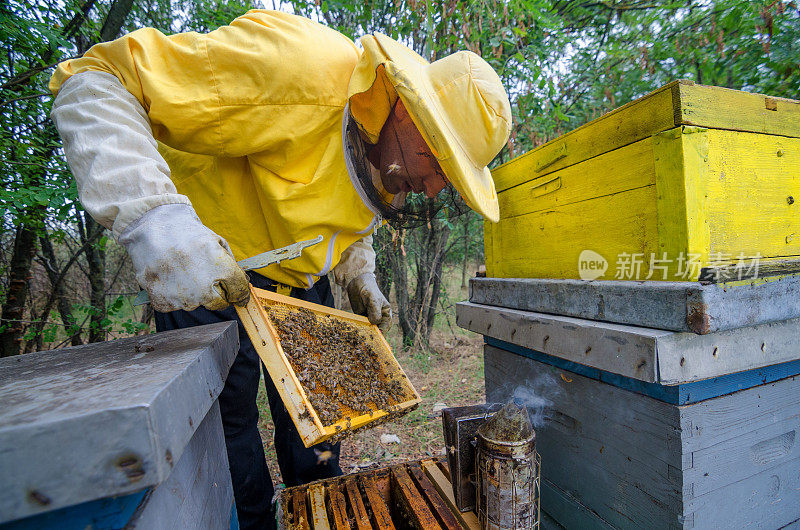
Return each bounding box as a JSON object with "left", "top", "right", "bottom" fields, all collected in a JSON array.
[
  {"left": 484, "top": 344, "right": 800, "bottom": 530},
  {"left": 0, "top": 323, "right": 239, "bottom": 529},
  {"left": 485, "top": 80, "right": 800, "bottom": 282},
  {"left": 457, "top": 298, "right": 800, "bottom": 529}
]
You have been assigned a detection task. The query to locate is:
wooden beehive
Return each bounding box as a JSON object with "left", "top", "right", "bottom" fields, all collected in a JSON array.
[
  {"left": 0, "top": 323, "right": 239, "bottom": 529},
  {"left": 485, "top": 80, "right": 800, "bottom": 282},
  {"left": 236, "top": 286, "right": 421, "bottom": 447},
  {"left": 458, "top": 286, "right": 800, "bottom": 529},
  {"left": 278, "top": 459, "right": 479, "bottom": 529},
  {"left": 483, "top": 342, "right": 800, "bottom": 529}
]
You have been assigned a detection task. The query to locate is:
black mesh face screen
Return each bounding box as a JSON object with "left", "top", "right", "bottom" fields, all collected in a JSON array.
[{"left": 346, "top": 116, "right": 470, "bottom": 228}]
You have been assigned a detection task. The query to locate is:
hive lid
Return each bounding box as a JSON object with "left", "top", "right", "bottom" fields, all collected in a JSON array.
[{"left": 0, "top": 322, "right": 238, "bottom": 523}]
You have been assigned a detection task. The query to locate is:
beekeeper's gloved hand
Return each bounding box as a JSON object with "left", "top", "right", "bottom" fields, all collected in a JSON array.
[
  {"left": 119, "top": 204, "right": 249, "bottom": 313},
  {"left": 347, "top": 272, "right": 392, "bottom": 332}
]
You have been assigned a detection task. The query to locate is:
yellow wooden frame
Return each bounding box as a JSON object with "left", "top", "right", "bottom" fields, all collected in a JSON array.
[{"left": 235, "top": 285, "right": 421, "bottom": 447}]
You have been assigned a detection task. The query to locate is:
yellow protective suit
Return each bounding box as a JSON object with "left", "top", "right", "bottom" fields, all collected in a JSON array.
[{"left": 50, "top": 10, "right": 393, "bottom": 289}]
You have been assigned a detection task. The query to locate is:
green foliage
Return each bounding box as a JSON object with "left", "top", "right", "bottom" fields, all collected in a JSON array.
[
  {"left": 173, "top": 0, "right": 264, "bottom": 33},
  {"left": 532, "top": 1, "right": 800, "bottom": 151},
  {"left": 0, "top": 0, "right": 264, "bottom": 350},
  {"left": 2, "top": 0, "right": 798, "bottom": 351}
]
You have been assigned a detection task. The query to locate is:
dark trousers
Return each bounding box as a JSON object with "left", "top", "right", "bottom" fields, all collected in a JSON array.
[{"left": 155, "top": 273, "right": 342, "bottom": 530}]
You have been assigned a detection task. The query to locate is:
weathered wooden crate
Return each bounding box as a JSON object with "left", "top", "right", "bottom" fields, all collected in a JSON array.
[
  {"left": 458, "top": 299, "right": 800, "bottom": 528},
  {"left": 484, "top": 344, "right": 800, "bottom": 529},
  {"left": 485, "top": 80, "right": 800, "bottom": 282},
  {"left": 0, "top": 322, "right": 239, "bottom": 530}
]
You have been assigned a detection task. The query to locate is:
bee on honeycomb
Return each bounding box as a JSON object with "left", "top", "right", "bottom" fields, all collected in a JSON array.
[{"left": 264, "top": 305, "right": 410, "bottom": 432}]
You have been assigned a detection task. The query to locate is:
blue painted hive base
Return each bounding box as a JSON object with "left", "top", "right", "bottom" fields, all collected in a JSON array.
[
  {"left": 2, "top": 402, "right": 237, "bottom": 530},
  {"left": 485, "top": 343, "right": 800, "bottom": 529}
]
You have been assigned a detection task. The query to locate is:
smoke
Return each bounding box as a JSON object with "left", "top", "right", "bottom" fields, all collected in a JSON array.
[{"left": 492, "top": 371, "right": 562, "bottom": 429}]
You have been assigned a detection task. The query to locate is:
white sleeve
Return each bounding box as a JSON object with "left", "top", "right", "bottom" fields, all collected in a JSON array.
[
  {"left": 50, "top": 71, "right": 192, "bottom": 239},
  {"left": 333, "top": 234, "right": 376, "bottom": 287}
]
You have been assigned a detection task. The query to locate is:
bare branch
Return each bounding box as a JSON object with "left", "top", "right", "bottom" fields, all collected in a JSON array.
[{"left": 0, "top": 92, "right": 51, "bottom": 106}]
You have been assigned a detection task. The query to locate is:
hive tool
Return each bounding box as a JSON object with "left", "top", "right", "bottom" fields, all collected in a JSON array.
[{"left": 133, "top": 235, "right": 324, "bottom": 306}]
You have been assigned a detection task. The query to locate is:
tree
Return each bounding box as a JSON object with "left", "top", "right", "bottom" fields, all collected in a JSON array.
[
  {"left": 0, "top": 0, "right": 88, "bottom": 356},
  {"left": 528, "top": 1, "right": 800, "bottom": 146},
  {"left": 2, "top": 0, "right": 797, "bottom": 354},
  {"left": 0, "top": 0, "right": 263, "bottom": 355}
]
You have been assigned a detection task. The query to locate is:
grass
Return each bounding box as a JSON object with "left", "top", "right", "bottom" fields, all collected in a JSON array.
[{"left": 255, "top": 264, "right": 485, "bottom": 484}]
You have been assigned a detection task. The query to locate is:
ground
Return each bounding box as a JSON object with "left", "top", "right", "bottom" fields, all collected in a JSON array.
[{"left": 255, "top": 318, "right": 485, "bottom": 485}]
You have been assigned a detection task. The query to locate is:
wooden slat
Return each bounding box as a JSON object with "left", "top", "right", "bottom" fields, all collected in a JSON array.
[
  {"left": 456, "top": 301, "right": 800, "bottom": 385},
  {"left": 327, "top": 483, "right": 350, "bottom": 530},
  {"left": 652, "top": 126, "right": 710, "bottom": 279},
  {"left": 408, "top": 464, "right": 461, "bottom": 530},
  {"left": 345, "top": 479, "right": 372, "bottom": 530},
  {"left": 497, "top": 135, "right": 656, "bottom": 219},
  {"left": 676, "top": 81, "right": 800, "bottom": 138},
  {"left": 437, "top": 461, "right": 451, "bottom": 482},
  {"left": 684, "top": 455, "right": 800, "bottom": 529},
  {"left": 421, "top": 461, "right": 480, "bottom": 530},
  {"left": 292, "top": 488, "right": 311, "bottom": 530},
  {"left": 540, "top": 477, "right": 615, "bottom": 529},
  {"left": 252, "top": 286, "right": 373, "bottom": 325},
  {"left": 391, "top": 466, "right": 441, "bottom": 529},
  {"left": 235, "top": 288, "right": 324, "bottom": 447},
  {"left": 281, "top": 490, "right": 294, "bottom": 530},
  {"left": 308, "top": 484, "right": 332, "bottom": 530},
  {"left": 361, "top": 476, "right": 395, "bottom": 530},
  {"left": 491, "top": 81, "right": 677, "bottom": 192}
]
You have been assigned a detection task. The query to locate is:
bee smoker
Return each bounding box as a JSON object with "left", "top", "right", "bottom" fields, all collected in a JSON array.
[
  {"left": 476, "top": 425, "right": 540, "bottom": 529},
  {"left": 442, "top": 403, "right": 541, "bottom": 529}
]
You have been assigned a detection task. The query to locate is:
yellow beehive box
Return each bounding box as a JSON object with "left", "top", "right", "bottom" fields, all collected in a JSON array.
[{"left": 486, "top": 80, "right": 800, "bottom": 282}]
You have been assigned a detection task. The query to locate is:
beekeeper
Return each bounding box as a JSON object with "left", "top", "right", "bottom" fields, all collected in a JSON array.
[{"left": 50, "top": 10, "right": 510, "bottom": 529}]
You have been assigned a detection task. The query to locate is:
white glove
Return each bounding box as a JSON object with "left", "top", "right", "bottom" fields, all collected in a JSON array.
[
  {"left": 119, "top": 204, "right": 249, "bottom": 312},
  {"left": 347, "top": 272, "right": 392, "bottom": 331}
]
